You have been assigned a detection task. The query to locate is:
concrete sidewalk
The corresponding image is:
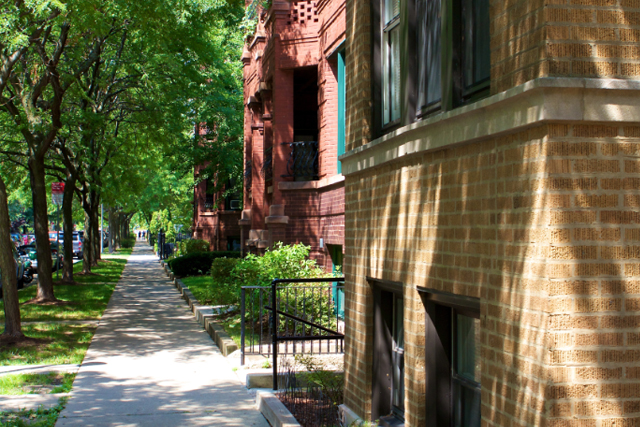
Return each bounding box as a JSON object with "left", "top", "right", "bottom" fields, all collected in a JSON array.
[{"left": 56, "top": 243, "right": 269, "bottom": 427}]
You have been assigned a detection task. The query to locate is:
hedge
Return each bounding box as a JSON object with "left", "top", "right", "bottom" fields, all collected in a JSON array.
[{"left": 167, "top": 251, "right": 241, "bottom": 277}]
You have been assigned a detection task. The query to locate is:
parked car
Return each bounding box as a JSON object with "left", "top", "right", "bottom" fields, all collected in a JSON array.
[
  {"left": 18, "top": 242, "right": 63, "bottom": 272},
  {"left": 10, "top": 233, "right": 21, "bottom": 248},
  {"left": 0, "top": 246, "right": 26, "bottom": 298},
  {"left": 59, "top": 232, "right": 83, "bottom": 259}
]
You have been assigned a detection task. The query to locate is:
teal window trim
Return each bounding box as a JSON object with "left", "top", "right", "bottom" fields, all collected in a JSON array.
[{"left": 337, "top": 50, "right": 346, "bottom": 174}]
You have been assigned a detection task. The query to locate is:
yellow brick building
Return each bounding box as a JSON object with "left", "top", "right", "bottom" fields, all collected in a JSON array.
[{"left": 339, "top": 0, "right": 640, "bottom": 425}]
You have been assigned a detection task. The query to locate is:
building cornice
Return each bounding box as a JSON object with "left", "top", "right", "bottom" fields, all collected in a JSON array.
[{"left": 339, "top": 77, "right": 640, "bottom": 176}]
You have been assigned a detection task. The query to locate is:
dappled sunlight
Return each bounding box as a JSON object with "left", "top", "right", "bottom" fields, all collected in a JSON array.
[{"left": 56, "top": 243, "right": 268, "bottom": 426}]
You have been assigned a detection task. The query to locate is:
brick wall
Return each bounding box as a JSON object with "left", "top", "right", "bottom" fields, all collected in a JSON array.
[
  {"left": 343, "top": 123, "right": 640, "bottom": 426},
  {"left": 283, "top": 183, "right": 345, "bottom": 266},
  {"left": 492, "top": 0, "right": 640, "bottom": 93}
]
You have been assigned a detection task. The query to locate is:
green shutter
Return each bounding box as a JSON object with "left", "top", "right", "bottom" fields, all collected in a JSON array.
[{"left": 337, "top": 50, "right": 346, "bottom": 174}]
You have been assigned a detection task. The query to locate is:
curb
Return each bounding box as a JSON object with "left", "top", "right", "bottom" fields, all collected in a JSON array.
[
  {"left": 256, "top": 390, "right": 301, "bottom": 427},
  {"left": 161, "top": 265, "right": 238, "bottom": 357},
  {"left": 161, "top": 260, "right": 303, "bottom": 427}
]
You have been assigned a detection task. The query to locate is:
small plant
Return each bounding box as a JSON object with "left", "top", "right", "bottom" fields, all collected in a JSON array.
[
  {"left": 262, "top": 359, "right": 271, "bottom": 369},
  {"left": 295, "top": 355, "right": 344, "bottom": 407},
  {"left": 232, "top": 367, "right": 238, "bottom": 372}
]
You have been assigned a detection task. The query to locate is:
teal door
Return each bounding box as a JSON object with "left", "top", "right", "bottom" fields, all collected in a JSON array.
[
  {"left": 329, "top": 245, "right": 345, "bottom": 318},
  {"left": 337, "top": 50, "right": 346, "bottom": 174}
]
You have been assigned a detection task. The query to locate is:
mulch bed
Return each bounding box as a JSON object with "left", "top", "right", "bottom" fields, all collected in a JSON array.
[{"left": 279, "top": 391, "right": 341, "bottom": 427}]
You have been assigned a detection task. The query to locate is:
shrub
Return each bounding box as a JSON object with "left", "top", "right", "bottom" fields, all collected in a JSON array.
[
  {"left": 168, "top": 251, "right": 241, "bottom": 277},
  {"left": 209, "top": 257, "right": 242, "bottom": 305},
  {"left": 120, "top": 237, "right": 135, "bottom": 249},
  {"left": 175, "top": 239, "right": 209, "bottom": 257},
  {"left": 231, "top": 242, "right": 327, "bottom": 288},
  {"left": 205, "top": 243, "right": 335, "bottom": 311}
]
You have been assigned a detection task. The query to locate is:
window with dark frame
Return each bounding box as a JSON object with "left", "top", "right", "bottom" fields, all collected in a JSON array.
[
  {"left": 373, "top": 0, "right": 490, "bottom": 134},
  {"left": 370, "top": 279, "right": 405, "bottom": 426},
  {"left": 383, "top": 0, "right": 401, "bottom": 126},
  {"left": 418, "top": 288, "right": 480, "bottom": 427}
]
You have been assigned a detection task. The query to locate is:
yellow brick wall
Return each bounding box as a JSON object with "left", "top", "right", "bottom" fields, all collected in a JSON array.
[
  {"left": 343, "top": 123, "right": 640, "bottom": 426},
  {"left": 492, "top": 0, "right": 640, "bottom": 93}
]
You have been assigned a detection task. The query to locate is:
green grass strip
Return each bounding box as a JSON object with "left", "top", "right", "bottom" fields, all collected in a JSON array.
[
  {"left": 0, "top": 323, "right": 97, "bottom": 366},
  {"left": 0, "top": 396, "right": 67, "bottom": 426},
  {"left": 180, "top": 275, "right": 212, "bottom": 304},
  {"left": 0, "top": 372, "right": 75, "bottom": 395}
]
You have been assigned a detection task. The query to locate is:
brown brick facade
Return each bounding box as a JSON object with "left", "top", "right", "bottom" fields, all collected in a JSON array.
[
  {"left": 192, "top": 164, "right": 242, "bottom": 251},
  {"left": 241, "top": 0, "right": 346, "bottom": 268}
]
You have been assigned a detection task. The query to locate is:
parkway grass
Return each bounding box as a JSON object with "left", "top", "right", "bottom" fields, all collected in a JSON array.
[
  {"left": 0, "top": 255, "right": 128, "bottom": 367},
  {"left": 0, "top": 258, "right": 127, "bottom": 323},
  {"left": 0, "top": 372, "right": 76, "bottom": 395},
  {"left": 0, "top": 323, "right": 96, "bottom": 366},
  {"left": 180, "top": 276, "right": 244, "bottom": 346}
]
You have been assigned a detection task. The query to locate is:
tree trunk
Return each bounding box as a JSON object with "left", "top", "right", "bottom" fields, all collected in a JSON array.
[
  {"left": 108, "top": 207, "right": 114, "bottom": 253},
  {"left": 114, "top": 211, "right": 121, "bottom": 248},
  {"left": 91, "top": 193, "right": 100, "bottom": 264},
  {"left": 0, "top": 176, "right": 23, "bottom": 338},
  {"left": 81, "top": 209, "right": 93, "bottom": 274},
  {"left": 93, "top": 200, "right": 101, "bottom": 261},
  {"left": 28, "top": 155, "right": 56, "bottom": 302},
  {"left": 61, "top": 175, "right": 76, "bottom": 283}
]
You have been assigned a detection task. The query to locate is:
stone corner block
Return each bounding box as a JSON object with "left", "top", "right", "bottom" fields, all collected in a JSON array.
[{"left": 256, "top": 390, "right": 301, "bottom": 427}]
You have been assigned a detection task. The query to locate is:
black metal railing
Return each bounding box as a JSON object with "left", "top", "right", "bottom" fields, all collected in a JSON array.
[
  {"left": 240, "top": 278, "right": 345, "bottom": 368},
  {"left": 262, "top": 146, "right": 273, "bottom": 183},
  {"left": 244, "top": 159, "right": 252, "bottom": 190},
  {"left": 278, "top": 356, "right": 344, "bottom": 427},
  {"left": 283, "top": 141, "right": 318, "bottom": 181}
]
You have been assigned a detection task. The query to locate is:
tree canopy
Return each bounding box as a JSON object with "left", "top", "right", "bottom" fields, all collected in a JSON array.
[{"left": 0, "top": 0, "right": 246, "bottom": 337}]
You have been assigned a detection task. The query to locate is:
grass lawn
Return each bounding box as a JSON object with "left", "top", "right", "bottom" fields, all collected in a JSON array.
[
  {"left": 0, "top": 258, "right": 127, "bottom": 323},
  {"left": 0, "top": 323, "right": 97, "bottom": 366},
  {"left": 0, "top": 397, "right": 67, "bottom": 426},
  {"left": 179, "top": 276, "right": 245, "bottom": 346},
  {"left": 0, "top": 255, "right": 128, "bottom": 368},
  {"left": 180, "top": 276, "right": 212, "bottom": 304},
  {"left": 71, "top": 257, "right": 127, "bottom": 284},
  {"left": 0, "top": 372, "right": 75, "bottom": 395}
]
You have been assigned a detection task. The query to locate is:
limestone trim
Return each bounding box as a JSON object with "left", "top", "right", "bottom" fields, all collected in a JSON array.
[
  {"left": 278, "top": 174, "right": 345, "bottom": 190},
  {"left": 340, "top": 77, "right": 640, "bottom": 176}
]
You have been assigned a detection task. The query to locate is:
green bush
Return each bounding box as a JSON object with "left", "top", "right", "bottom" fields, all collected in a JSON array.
[
  {"left": 120, "top": 237, "right": 135, "bottom": 249},
  {"left": 168, "top": 251, "right": 241, "bottom": 277},
  {"left": 175, "top": 239, "right": 210, "bottom": 257},
  {"left": 231, "top": 242, "right": 327, "bottom": 288},
  {"left": 209, "top": 258, "right": 242, "bottom": 305},
  {"left": 205, "top": 243, "right": 335, "bottom": 316}
]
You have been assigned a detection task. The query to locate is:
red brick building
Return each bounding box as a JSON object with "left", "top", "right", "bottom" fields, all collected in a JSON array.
[
  {"left": 240, "top": 0, "right": 346, "bottom": 269},
  {"left": 192, "top": 125, "right": 242, "bottom": 251}
]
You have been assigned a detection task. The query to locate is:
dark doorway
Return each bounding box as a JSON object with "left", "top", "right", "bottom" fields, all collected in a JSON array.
[{"left": 293, "top": 66, "right": 319, "bottom": 142}]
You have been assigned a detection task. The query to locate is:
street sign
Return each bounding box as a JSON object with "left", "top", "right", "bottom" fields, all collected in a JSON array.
[{"left": 52, "top": 182, "right": 65, "bottom": 205}]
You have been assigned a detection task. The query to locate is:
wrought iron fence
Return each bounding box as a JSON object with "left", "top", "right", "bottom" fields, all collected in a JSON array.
[
  {"left": 262, "top": 146, "right": 273, "bottom": 183},
  {"left": 278, "top": 356, "right": 344, "bottom": 427},
  {"left": 283, "top": 141, "right": 319, "bottom": 181},
  {"left": 240, "top": 278, "right": 345, "bottom": 368}
]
